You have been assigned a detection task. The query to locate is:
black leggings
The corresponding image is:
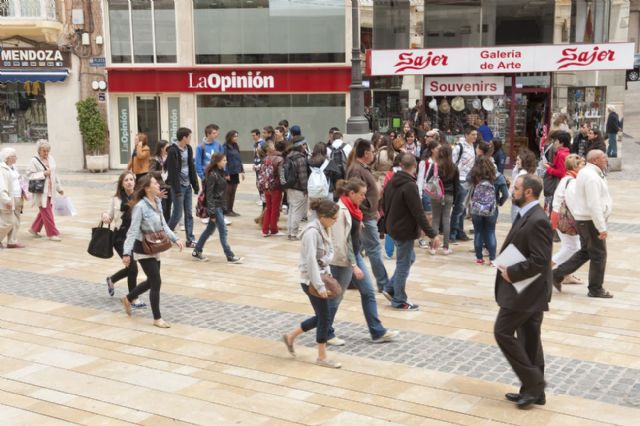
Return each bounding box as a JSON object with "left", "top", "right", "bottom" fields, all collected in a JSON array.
[
  {"left": 127, "top": 258, "right": 162, "bottom": 320},
  {"left": 113, "top": 240, "right": 139, "bottom": 293}
]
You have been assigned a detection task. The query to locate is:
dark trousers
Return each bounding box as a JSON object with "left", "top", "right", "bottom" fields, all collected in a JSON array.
[
  {"left": 127, "top": 258, "right": 162, "bottom": 320},
  {"left": 162, "top": 192, "right": 172, "bottom": 223},
  {"left": 225, "top": 176, "right": 239, "bottom": 213},
  {"left": 299, "top": 283, "right": 329, "bottom": 344},
  {"left": 113, "top": 240, "right": 139, "bottom": 293},
  {"left": 494, "top": 308, "right": 545, "bottom": 396},
  {"left": 553, "top": 220, "right": 607, "bottom": 293}
]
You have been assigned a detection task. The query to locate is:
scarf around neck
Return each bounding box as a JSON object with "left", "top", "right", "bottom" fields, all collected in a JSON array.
[{"left": 340, "top": 195, "right": 363, "bottom": 222}]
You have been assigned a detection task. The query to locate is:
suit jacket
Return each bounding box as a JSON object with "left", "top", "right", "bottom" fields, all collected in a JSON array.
[{"left": 495, "top": 204, "right": 553, "bottom": 312}]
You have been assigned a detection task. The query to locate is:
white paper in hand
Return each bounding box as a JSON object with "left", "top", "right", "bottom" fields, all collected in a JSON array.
[{"left": 494, "top": 244, "right": 540, "bottom": 294}]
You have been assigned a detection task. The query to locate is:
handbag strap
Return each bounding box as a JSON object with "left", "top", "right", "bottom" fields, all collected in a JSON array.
[{"left": 33, "top": 156, "right": 47, "bottom": 171}]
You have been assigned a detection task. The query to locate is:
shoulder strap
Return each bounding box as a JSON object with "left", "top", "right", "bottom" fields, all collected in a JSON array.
[
  {"left": 320, "top": 159, "right": 329, "bottom": 172},
  {"left": 455, "top": 143, "right": 463, "bottom": 165},
  {"left": 33, "top": 156, "right": 47, "bottom": 170}
]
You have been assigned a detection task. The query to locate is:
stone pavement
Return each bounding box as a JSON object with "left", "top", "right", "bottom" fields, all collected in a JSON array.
[{"left": 1, "top": 167, "right": 639, "bottom": 424}]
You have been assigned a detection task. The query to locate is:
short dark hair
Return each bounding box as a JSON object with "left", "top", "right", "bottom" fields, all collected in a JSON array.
[
  {"left": 329, "top": 127, "right": 340, "bottom": 133},
  {"left": 552, "top": 130, "right": 572, "bottom": 148},
  {"left": 204, "top": 124, "right": 219, "bottom": 136},
  {"left": 278, "top": 119, "right": 289, "bottom": 127},
  {"left": 464, "top": 126, "right": 477, "bottom": 136},
  {"left": 332, "top": 131, "right": 343, "bottom": 141},
  {"left": 399, "top": 152, "right": 417, "bottom": 170},
  {"left": 355, "top": 139, "right": 372, "bottom": 158},
  {"left": 177, "top": 127, "right": 191, "bottom": 142},
  {"left": 519, "top": 174, "right": 543, "bottom": 199},
  {"left": 251, "top": 129, "right": 260, "bottom": 136}
]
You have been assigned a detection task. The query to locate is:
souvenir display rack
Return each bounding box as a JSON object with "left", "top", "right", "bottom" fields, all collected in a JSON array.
[{"left": 567, "top": 87, "right": 606, "bottom": 131}]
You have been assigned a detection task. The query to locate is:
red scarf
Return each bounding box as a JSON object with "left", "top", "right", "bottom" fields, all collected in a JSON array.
[{"left": 340, "top": 195, "right": 363, "bottom": 222}]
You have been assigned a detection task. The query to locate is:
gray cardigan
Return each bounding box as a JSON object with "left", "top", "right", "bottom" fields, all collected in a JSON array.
[
  {"left": 298, "top": 220, "right": 334, "bottom": 292},
  {"left": 123, "top": 197, "right": 177, "bottom": 256}
]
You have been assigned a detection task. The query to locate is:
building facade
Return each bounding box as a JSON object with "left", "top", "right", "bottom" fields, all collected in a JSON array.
[
  {"left": 362, "top": 0, "right": 631, "bottom": 159},
  {"left": 104, "top": 0, "right": 353, "bottom": 165},
  {"left": 0, "top": 0, "right": 107, "bottom": 170}
]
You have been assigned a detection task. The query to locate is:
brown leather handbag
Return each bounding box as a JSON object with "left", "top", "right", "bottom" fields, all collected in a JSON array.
[
  {"left": 141, "top": 231, "right": 172, "bottom": 254},
  {"left": 308, "top": 274, "right": 342, "bottom": 299}
]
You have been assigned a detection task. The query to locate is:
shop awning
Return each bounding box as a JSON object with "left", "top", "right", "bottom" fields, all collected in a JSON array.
[{"left": 0, "top": 69, "right": 69, "bottom": 83}]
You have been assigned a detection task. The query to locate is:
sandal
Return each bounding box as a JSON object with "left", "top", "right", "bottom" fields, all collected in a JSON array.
[
  {"left": 153, "top": 319, "right": 171, "bottom": 328},
  {"left": 316, "top": 358, "right": 341, "bottom": 369},
  {"left": 282, "top": 334, "right": 295, "bottom": 357},
  {"left": 562, "top": 274, "right": 583, "bottom": 285}
]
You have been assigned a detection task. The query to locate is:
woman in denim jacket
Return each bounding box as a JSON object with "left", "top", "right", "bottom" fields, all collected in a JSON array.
[{"left": 121, "top": 175, "right": 182, "bottom": 328}]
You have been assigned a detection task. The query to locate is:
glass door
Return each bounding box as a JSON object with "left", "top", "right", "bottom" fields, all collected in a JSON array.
[{"left": 136, "top": 95, "right": 161, "bottom": 152}]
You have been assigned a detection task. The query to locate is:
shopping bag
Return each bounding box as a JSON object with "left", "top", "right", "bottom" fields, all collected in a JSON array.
[
  {"left": 87, "top": 222, "right": 114, "bottom": 259},
  {"left": 53, "top": 196, "right": 77, "bottom": 216}
]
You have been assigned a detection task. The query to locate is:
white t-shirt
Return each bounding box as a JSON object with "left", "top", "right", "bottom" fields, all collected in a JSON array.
[{"left": 326, "top": 139, "right": 352, "bottom": 159}]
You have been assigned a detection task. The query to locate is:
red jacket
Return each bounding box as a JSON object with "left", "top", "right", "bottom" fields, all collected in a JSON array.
[{"left": 547, "top": 147, "right": 569, "bottom": 178}]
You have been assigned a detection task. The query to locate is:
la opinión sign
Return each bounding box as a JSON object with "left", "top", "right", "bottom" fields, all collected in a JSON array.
[{"left": 368, "top": 43, "right": 634, "bottom": 76}]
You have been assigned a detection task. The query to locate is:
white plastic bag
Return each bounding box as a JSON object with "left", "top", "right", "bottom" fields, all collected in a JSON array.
[{"left": 53, "top": 196, "right": 77, "bottom": 216}]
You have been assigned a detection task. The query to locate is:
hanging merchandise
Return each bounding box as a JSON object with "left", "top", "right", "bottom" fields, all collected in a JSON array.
[
  {"left": 428, "top": 98, "right": 438, "bottom": 111},
  {"left": 439, "top": 97, "right": 451, "bottom": 113},
  {"left": 482, "top": 97, "right": 494, "bottom": 112},
  {"left": 472, "top": 97, "right": 482, "bottom": 110},
  {"left": 451, "top": 96, "right": 465, "bottom": 112}
]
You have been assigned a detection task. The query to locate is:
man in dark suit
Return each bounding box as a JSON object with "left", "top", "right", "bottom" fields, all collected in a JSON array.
[{"left": 494, "top": 174, "right": 553, "bottom": 409}]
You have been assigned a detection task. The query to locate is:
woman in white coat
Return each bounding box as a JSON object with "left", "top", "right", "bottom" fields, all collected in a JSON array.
[
  {"left": 27, "top": 140, "right": 63, "bottom": 241},
  {"left": 0, "top": 148, "right": 26, "bottom": 248}
]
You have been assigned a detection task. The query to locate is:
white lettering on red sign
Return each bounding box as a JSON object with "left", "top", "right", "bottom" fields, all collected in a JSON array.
[
  {"left": 556, "top": 46, "right": 616, "bottom": 70},
  {"left": 188, "top": 71, "right": 275, "bottom": 91},
  {"left": 393, "top": 51, "right": 449, "bottom": 73}
]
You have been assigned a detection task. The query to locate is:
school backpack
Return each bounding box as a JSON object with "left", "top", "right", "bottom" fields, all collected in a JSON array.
[
  {"left": 424, "top": 161, "right": 444, "bottom": 201},
  {"left": 258, "top": 157, "right": 278, "bottom": 192},
  {"left": 328, "top": 143, "right": 347, "bottom": 180},
  {"left": 280, "top": 154, "right": 299, "bottom": 189},
  {"left": 307, "top": 159, "right": 330, "bottom": 199},
  {"left": 470, "top": 180, "right": 497, "bottom": 217}
]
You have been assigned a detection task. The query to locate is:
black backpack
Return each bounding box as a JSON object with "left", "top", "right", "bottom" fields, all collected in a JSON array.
[
  {"left": 280, "top": 154, "right": 299, "bottom": 189},
  {"left": 329, "top": 143, "right": 347, "bottom": 180}
]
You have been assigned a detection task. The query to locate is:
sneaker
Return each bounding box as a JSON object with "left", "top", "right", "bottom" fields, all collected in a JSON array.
[
  {"left": 393, "top": 302, "right": 419, "bottom": 311},
  {"left": 192, "top": 250, "right": 209, "bottom": 262},
  {"left": 418, "top": 239, "right": 430, "bottom": 249},
  {"left": 106, "top": 277, "right": 115, "bottom": 297},
  {"left": 488, "top": 260, "right": 497, "bottom": 268},
  {"left": 186, "top": 241, "right": 197, "bottom": 249},
  {"left": 475, "top": 259, "right": 485, "bottom": 265},
  {"left": 28, "top": 229, "right": 42, "bottom": 238},
  {"left": 179, "top": 224, "right": 185, "bottom": 231},
  {"left": 428, "top": 248, "right": 437, "bottom": 256},
  {"left": 271, "top": 232, "right": 285, "bottom": 237},
  {"left": 372, "top": 330, "right": 399, "bottom": 343},
  {"left": 48, "top": 236, "right": 62, "bottom": 242},
  {"left": 201, "top": 217, "right": 209, "bottom": 224},
  {"left": 262, "top": 233, "right": 270, "bottom": 238},
  {"left": 227, "top": 255, "right": 244, "bottom": 264},
  {"left": 131, "top": 299, "right": 146, "bottom": 308},
  {"left": 224, "top": 217, "right": 232, "bottom": 226},
  {"left": 327, "top": 337, "right": 346, "bottom": 346},
  {"left": 153, "top": 319, "right": 171, "bottom": 328},
  {"left": 256, "top": 200, "right": 263, "bottom": 206},
  {"left": 483, "top": 248, "right": 490, "bottom": 257},
  {"left": 381, "top": 289, "right": 394, "bottom": 302},
  {"left": 442, "top": 248, "right": 453, "bottom": 255},
  {"left": 281, "top": 205, "right": 289, "bottom": 213},
  {"left": 315, "top": 358, "right": 341, "bottom": 369},
  {"left": 449, "top": 238, "right": 459, "bottom": 245},
  {"left": 458, "top": 234, "right": 471, "bottom": 242}
]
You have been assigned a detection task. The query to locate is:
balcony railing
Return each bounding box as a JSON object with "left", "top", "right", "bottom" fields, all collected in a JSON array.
[{"left": 0, "top": 0, "right": 57, "bottom": 21}]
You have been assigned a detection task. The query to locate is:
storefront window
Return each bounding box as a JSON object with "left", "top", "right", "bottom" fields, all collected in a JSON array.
[
  {"left": 196, "top": 94, "right": 346, "bottom": 159},
  {"left": 107, "top": 0, "right": 177, "bottom": 64},
  {"left": 373, "top": 0, "right": 411, "bottom": 49},
  {"left": 0, "top": 82, "right": 47, "bottom": 143},
  {"left": 570, "top": 0, "right": 611, "bottom": 43},
  {"left": 424, "top": 0, "right": 482, "bottom": 48},
  {"left": 193, "top": 0, "right": 345, "bottom": 64},
  {"left": 567, "top": 87, "right": 606, "bottom": 131},
  {"left": 484, "top": 0, "right": 555, "bottom": 46}
]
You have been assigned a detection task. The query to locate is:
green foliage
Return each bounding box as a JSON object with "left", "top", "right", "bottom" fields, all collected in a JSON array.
[{"left": 76, "top": 97, "right": 107, "bottom": 155}]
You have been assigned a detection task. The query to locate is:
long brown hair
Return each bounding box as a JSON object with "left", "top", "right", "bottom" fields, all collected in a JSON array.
[
  {"left": 129, "top": 174, "right": 156, "bottom": 208},
  {"left": 309, "top": 199, "right": 339, "bottom": 218},
  {"left": 469, "top": 156, "right": 496, "bottom": 185},
  {"left": 114, "top": 171, "right": 135, "bottom": 197},
  {"left": 436, "top": 144, "right": 456, "bottom": 180},
  {"left": 136, "top": 133, "right": 148, "bottom": 147},
  {"left": 204, "top": 153, "right": 225, "bottom": 176}
]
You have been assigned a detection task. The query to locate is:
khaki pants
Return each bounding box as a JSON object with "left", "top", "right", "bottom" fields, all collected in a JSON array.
[
  {"left": 8, "top": 197, "right": 22, "bottom": 244},
  {"left": 0, "top": 209, "right": 11, "bottom": 243}
]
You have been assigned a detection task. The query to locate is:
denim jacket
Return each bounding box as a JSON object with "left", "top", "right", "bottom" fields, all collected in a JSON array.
[{"left": 123, "top": 197, "right": 177, "bottom": 255}]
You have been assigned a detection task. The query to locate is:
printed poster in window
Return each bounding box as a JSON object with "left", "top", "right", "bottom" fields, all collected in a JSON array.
[{"left": 585, "top": 87, "right": 595, "bottom": 104}]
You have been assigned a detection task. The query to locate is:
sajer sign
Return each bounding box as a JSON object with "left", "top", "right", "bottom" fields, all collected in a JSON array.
[
  {"left": 425, "top": 76, "right": 504, "bottom": 96},
  {"left": 368, "top": 43, "right": 635, "bottom": 76}
]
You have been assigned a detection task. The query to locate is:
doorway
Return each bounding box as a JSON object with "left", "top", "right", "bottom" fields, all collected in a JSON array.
[{"left": 136, "top": 96, "right": 160, "bottom": 152}]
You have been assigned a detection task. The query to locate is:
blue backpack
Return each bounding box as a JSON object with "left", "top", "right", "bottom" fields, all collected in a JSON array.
[{"left": 470, "top": 180, "right": 497, "bottom": 217}]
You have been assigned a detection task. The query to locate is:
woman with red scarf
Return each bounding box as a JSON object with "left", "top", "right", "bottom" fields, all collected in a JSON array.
[{"left": 326, "top": 178, "right": 399, "bottom": 345}]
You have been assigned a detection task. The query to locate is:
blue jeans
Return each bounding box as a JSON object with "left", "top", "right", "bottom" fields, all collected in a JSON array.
[
  {"left": 384, "top": 239, "right": 416, "bottom": 307},
  {"left": 450, "top": 182, "right": 469, "bottom": 240},
  {"left": 607, "top": 133, "right": 617, "bottom": 158},
  {"left": 361, "top": 219, "right": 389, "bottom": 291},
  {"left": 328, "top": 254, "right": 387, "bottom": 340},
  {"left": 195, "top": 207, "right": 233, "bottom": 258},
  {"left": 421, "top": 192, "right": 432, "bottom": 213},
  {"left": 471, "top": 212, "right": 498, "bottom": 261},
  {"left": 168, "top": 184, "right": 195, "bottom": 243},
  {"left": 384, "top": 234, "right": 395, "bottom": 258},
  {"left": 300, "top": 284, "right": 329, "bottom": 344}
]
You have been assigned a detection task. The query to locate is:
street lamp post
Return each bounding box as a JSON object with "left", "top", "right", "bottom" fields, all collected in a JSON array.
[{"left": 346, "top": 1, "right": 370, "bottom": 136}]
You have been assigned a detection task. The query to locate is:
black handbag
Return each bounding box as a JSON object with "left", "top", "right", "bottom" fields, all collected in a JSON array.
[
  {"left": 28, "top": 156, "right": 48, "bottom": 194},
  {"left": 87, "top": 222, "right": 114, "bottom": 259}
]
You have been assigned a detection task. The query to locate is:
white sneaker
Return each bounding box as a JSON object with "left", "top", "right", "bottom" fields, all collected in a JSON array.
[
  {"left": 179, "top": 224, "right": 185, "bottom": 231},
  {"left": 224, "top": 217, "right": 232, "bottom": 225},
  {"left": 201, "top": 217, "right": 209, "bottom": 224},
  {"left": 327, "top": 337, "right": 346, "bottom": 346},
  {"left": 428, "top": 248, "right": 437, "bottom": 256},
  {"left": 442, "top": 248, "right": 453, "bottom": 255},
  {"left": 373, "top": 330, "right": 399, "bottom": 343}
]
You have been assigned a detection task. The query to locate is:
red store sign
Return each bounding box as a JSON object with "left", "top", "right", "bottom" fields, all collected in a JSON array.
[
  {"left": 107, "top": 66, "right": 352, "bottom": 93},
  {"left": 367, "top": 43, "right": 635, "bottom": 76}
]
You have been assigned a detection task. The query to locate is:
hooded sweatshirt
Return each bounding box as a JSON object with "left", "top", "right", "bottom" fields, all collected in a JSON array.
[{"left": 384, "top": 170, "right": 437, "bottom": 241}]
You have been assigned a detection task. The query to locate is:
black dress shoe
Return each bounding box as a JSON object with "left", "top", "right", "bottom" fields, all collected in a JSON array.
[
  {"left": 516, "top": 393, "right": 540, "bottom": 409},
  {"left": 505, "top": 392, "right": 546, "bottom": 405},
  {"left": 552, "top": 274, "right": 563, "bottom": 292},
  {"left": 588, "top": 289, "right": 613, "bottom": 298}
]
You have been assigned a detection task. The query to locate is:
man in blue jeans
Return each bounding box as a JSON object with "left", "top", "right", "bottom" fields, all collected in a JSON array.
[
  {"left": 382, "top": 154, "right": 439, "bottom": 310},
  {"left": 346, "top": 139, "right": 389, "bottom": 292},
  {"left": 166, "top": 127, "right": 200, "bottom": 247}
]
